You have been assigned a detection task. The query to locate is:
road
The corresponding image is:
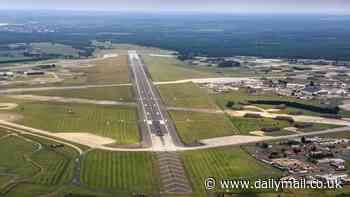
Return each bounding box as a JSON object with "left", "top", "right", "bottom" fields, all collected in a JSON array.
[
  {"left": 128, "top": 51, "right": 183, "bottom": 151},
  {"left": 0, "top": 83, "right": 132, "bottom": 94},
  {"left": 7, "top": 95, "right": 136, "bottom": 107}
]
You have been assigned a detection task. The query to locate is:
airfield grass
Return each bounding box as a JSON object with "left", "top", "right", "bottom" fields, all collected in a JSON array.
[
  {"left": 6, "top": 183, "right": 57, "bottom": 197},
  {"left": 22, "top": 85, "right": 134, "bottom": 102},
  {"left": 65, "top": 55, "right": 130, "bottom": 85},
  {"left": 0, "top": 136, "right": 38, "bottom": 177},
  {"left": 181, "top": 147, "right": 282, "bottom": 196},
  {"left": 297, "top": 123, "right": 342, "bottom": 133},
  {"left": 143, "top": 55, "right": 218, "bottom": 82},
  {"left": 230, "top": 116, "right": 341, "bottom": 136},
  {"left": 169, "top": 111, "right": 236, "bottom": 145},
  {"left": 214, "top": 88, "right": 350, "bottom": 117},
  {"left": 230, "top": 117, "right": 292, "bottom": 135},
  {"left": 31, "top": 42, "right": 80, "bottom": 57},
  {"left": 29, "top": 137, "right": 78, "bottom": 185},
  {"left": 15, "top": 102, "right": 140, "bottom": 144},
  {"left": 158, "top": 83, "right": 219, "bottom": 109},
  {"left": 0, "top": 175, "right": 13, "bottom": 188},
  {"left": 82, "top": 55, "right": 129, "bottom": 84},
  {"left": 81, "top": 150, "right": 159, "bottom": 194},
  {"left": 0, "top": 134, "right": 78, "bottom": 196}
]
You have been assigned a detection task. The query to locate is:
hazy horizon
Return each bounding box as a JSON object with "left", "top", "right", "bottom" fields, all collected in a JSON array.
[{"left": 1, "top": 0, "right": 350, "bottom": 14}]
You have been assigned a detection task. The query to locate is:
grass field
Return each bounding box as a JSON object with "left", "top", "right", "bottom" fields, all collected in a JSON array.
[
  {"left": 15, "top": 102, "right": 140, "bottom": 144},
  {"left": 81, "top": 55, "right": 129, "bottom": 84},
  {"left": 28, "top": 137, "right": 78, "bottom": 185},
  {"left": 230, "top": 117, "right": 292, "bottom": 135},
  {"left": 297, "top": 123, "right": 342, "bottom": 133},
  {"left": 0, "top": 136, "right": 38, "bottom": 177},
  {"left": 64, "top": 55, "right": 130, "bottom": 85},
  {"left": 23, "top": 86, "right": 134, "bottom": 102},
  {"left": 181, "top": 147, "right": 282, "bottom": 196},
  {"left": 169, "top": 111, "right": 236, "bottom": 144},
  {"left": 214, "top": 89, "right": 334, "bottom": 116},
  {"left": 31, "top": 42, "right": 80, "bottom": 58},
  {"left": 6, "top": 183, "right": 57, "bottom": 197},
  {"left": 81, "top": 150, "right": 159, "bottom": 194},
  {"left": 143, "top": 55, "right": 218, "bottom": 82},
  {"left": 158, "top": 83, "right": 218, "bottom": 109},
  {"left": 229, "top": 116, "right": 340, "bottom": 136},
  {"left": 0, "top": 134, "right": 78, "bottom": 196}
]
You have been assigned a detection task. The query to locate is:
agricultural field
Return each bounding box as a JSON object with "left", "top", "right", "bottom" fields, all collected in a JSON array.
[
  {"left": 30, "top": 42, "right": 80, "bottom": 58},
  {"left": 158, "top": 83, "right": 219, "bottom": 109},
  {"left": 169, "top": 111, "right": 236, "bottom": 145},
  {"left": 14, "top": 102, "right": 140, "bottom": 144},
  {"left": 181, "top": 147, "right": 282, "bottom": 196},
  {"left": 22, "top": 85, "right": 134, "bottom": 102},
  {"left": 81, "top": 150, "right": 159, "bottom": 195},
  {"left": 143, "top": 55, "right": 218, "bottom": 82},
  {"left": 0, "top": 134, "right": 78, "bottom": 197}
]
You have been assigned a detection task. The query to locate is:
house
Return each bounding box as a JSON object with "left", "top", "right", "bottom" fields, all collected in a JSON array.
[{"left": 301, "top": 85, "right": 322, "bottom": 96}]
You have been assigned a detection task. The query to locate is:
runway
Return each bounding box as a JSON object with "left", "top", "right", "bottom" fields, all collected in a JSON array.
[{"left": 128, "top": 51, "right": 183, "bottom": 151}]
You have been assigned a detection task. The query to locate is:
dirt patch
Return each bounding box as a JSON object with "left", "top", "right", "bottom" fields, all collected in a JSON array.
[
  {"left": 200, "top": 135, "right": 272, "bottom": 147},
  {"left": 0, "top": 103, "right": 18, "bottom": 110},
  {"left": 266, "top": 108, "right": 281, "bottom": 113},
  {"left": 52, "top": 132, "right": 115, "bottom": 147},
  {"left": 105, "top": 143, "right": 143, "bottom": 149},
  {"left": 249, "top": 130, "right": 266, "bottom": 136},
  {"left": 0, "top": 113, "right": 22, "bottom": 122},
  {"left": 243, "top": 105, "right": 265, "bottom": 112}
]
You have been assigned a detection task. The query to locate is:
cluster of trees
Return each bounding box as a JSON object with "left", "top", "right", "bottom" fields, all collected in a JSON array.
[
  {"left": 249, "top": 100, "right": 340, "bottom": 114},
  {"left": 218, "top": 61, "right": 241, "bottom": 68}
]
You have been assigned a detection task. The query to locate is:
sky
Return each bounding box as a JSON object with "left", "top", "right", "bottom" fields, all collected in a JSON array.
[{"left": 1, "top": 0, "right": 350, "bottom": 14}]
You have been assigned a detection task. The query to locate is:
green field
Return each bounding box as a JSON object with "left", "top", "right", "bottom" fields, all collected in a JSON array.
[
  {"left": 143, "top": 55, "right": 218, "bottom": 81},
  {"left": 64, "top": 55, "right": 130, "bottom": 85},
  {"left": 169, "top": 111, "right": 236, "bottom": 144},
  {"left": 158, "top": 83, "right": 218, "bottom": 109},
  {"left": 0, "top": 136, "right": 38, "bottom": 178},
  {"left": 31, "top": 42, "right": 80, "bottom": 58},
  {"left": 82, "top": 55, "right": 129, "bottom": 84},
  {"left": 15, "top": 102, "right": 140, "bottom": 144},
  {"left": 230, "top": 117, "right": 292, "bottom": 135},
  {"left": 214, "top": 89, "right": 346, "bottom": 117},
  {"left": 181, "top": 147, "right": 282, "bottom": 196},
  {"left": 81, "top": 150, "right": 159, "bottom": 195},
  {"left": 0, "top": 134, "right": 78, "bottom": 196},
  {"left": 229, "top": 116, "right": 340, "bottom": 136},
  {"left": 23, "top": 86, "right": 134, "bottom": 102},
  {"left": 6, "top": 183, "right": 57, "bottom": 197},
  {"left": 297, "top": 123, "right": 341, "bottom": 133}
]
